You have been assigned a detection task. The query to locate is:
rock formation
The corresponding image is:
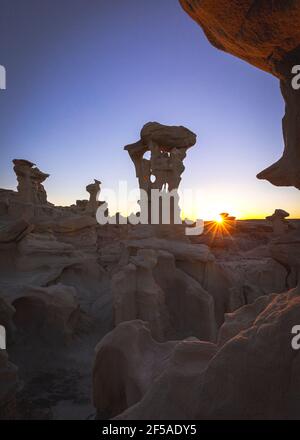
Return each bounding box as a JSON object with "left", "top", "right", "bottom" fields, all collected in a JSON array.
[
  {"left": 0, "top": 123, "right": 298, "bottom": 421},
  {"left": 269, "top": 229, "right": 300, "bottom": 292},
  {"left": 31, "top": 167, "right": 49, "bottom": 205},
  {"left": 111, "top": 246, "right": 217, "bottom": 342},
  {"left": 93, "top": 320, "right": 218, "bottom": 419},
  {"left": 12, "top": 284, "right": 86, "bottom": 346},
  {"left": 266, "top": 208, "right": 290, "bottom": 235},
  {"left": 114, "top": 288, "right": 300, "bottom": 420},
  {"left": 220, "top": 212, "right": 236, "bottom": 222},
  {"left": 91, "top": 3, "right": 300, "bottom": 421},
  {"left": 124, "top": 122, "right": 196, "bottom": 223},
  {"left": 13, "top": 159, "right": 49, "bottom": 205},
  {"left": 86, "top": 179, "right": 101, "bottom": 215},
  {"left": 112, "top": 249, "right": 169, "bottom": 341},
  {"left": 179, "top": 0, "right": 300, "bottom": 189},
  {"left": 93, "top": 320, "right": 179, "bottom": 419}
]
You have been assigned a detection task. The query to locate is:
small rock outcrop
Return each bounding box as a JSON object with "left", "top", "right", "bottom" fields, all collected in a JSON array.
[
  {"left": 266, "top": 209, "right": 290, "bottom": 235},
  {"left": 13, "top": 159, "right": 49, "bottom": 205},
  {"left": 86, "top": 179, "right": 101, "bottom": 215}
]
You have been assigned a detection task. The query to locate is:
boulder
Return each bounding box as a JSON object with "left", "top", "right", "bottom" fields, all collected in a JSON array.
[
  {"left": 266, "top": 209, "right": 290, "bottom": 235},
  {"left": 141, "top": 122, "right": 197, "bottom": 150}
]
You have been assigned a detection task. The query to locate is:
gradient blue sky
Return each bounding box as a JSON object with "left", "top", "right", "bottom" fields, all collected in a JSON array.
[{"left": 0, "top": 0, "right": 299, "bottom": 219}]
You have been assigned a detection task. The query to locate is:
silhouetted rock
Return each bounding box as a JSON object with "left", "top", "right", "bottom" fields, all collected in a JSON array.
[
  {"left": 141, "top": 122, "right": 196, "bottom": 150},
  {"left": 179, "top": 0, "right": 300, "bottom": 189},
  {"left": 266, "top": 209, "right": 290, "bottom": 235},
  {"left": 86, "top": 179, "right": 101, "bottom": 215},
  {"left": 13, "top": 159, "right": 50, "bottom": 205},
  {"left": 125, "top": 122, "right": 196, "bottom": 224}
]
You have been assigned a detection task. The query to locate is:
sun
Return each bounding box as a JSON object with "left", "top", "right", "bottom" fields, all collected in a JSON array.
[{"left": 215, "top": 214, "right": 224, "bottom": 224}]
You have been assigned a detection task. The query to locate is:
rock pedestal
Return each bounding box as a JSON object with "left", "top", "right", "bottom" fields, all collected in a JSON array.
[
  {"left": 266, "top": 209, "right": 290, "bottom": 236},
  {"left": 13, "top": 159, "right": 49, "bottom": 205},
  {"left": 124, "top": 122, "right": 196, "bottom": 225},
  {"left": 86, "top": 179, "right": 101, "bottom": 215}
]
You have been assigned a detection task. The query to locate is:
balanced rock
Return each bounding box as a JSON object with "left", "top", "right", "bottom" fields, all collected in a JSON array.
[
  {"left": 86, "top": 179, "right": 101, "bottom": 215},
  {"left": 141, "top": 122, "right": 196, "bottom": 150},
  {"left": 266, "top": 209, "right": 290, "bottom": 235}
]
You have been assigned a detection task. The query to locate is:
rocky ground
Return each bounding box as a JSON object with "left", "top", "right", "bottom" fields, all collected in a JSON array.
[{"left": 1, "top": 183, "right": 299, "bottom": 419}]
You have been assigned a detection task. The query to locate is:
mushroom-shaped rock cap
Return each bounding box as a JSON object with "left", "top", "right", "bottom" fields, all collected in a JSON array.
[
  {"left": 31, "top": 167, "right": 50, "bottom": 182},
  {"left": 179, "top": 0, "right": 300, "bottom": 78},
  {"left": 141, "top": 122, "right": 197, "bottom": 150},
  {"left": 266, "top": 209, "right": 290, "bottom": 221},
  {"left": 124, "top": 140, "right": 146, "bottom": 153},
  {"left": 13, "top": 159, "right": 35, "bottom": 168},
  {"left": 86, "top": 179, "right": 101, "bottom": 193}
]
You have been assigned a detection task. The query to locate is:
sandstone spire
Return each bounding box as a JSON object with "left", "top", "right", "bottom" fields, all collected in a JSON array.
[{"left": 124, "top": 122, "right": 196, "bottom": 224}]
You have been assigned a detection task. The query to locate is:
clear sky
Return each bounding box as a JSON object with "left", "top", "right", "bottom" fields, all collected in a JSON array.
[{"left": 0, "top": 0, "right": 299, "bottom": 220}]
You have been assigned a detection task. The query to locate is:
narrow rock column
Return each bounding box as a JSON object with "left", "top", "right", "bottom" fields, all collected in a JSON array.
[
  {"left": 86, "top": 179, "right": 101, "bottom": 215},
  {"left": 13, "top": 159, "right": 36, "bottom": 203}
]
